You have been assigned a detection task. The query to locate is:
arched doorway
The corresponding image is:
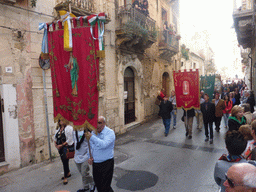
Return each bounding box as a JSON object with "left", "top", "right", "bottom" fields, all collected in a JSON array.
[
  {"left": 124, "top": 67, "right": 135, "bottom": 124},
  {"left": 162, "top": 72, "right": 170, "bottom": 97}
]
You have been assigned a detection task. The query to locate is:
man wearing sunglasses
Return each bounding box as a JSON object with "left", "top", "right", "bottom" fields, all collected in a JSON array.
[
  {"left": 86, "top": 116, "right": 116, "bottom": 192},
  {"left": 224, "top": 163, "right": 256, "bottom": 192}
]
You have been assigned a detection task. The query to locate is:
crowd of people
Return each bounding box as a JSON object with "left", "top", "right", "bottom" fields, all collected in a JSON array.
[
  {"left": 132, "top": 0, "right": 149, "bottom": 16},
  {"left": 157, "top": 80, "right": 256, "bottom": 191},
  {"left": 54, "top": 116, "right": 115, "bottom": 192}
]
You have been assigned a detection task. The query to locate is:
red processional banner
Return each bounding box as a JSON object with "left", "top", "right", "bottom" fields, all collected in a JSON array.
[
  {"left": 173, "top": 69, "right": 200, "bottom": 110},
  {"left": 48, "top": 21, "right": 99, "bottom": 130}
]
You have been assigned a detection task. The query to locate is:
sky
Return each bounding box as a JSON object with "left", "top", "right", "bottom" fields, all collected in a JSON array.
[{"left": 179, "top": 0, "right": 244, "bottom": 79}]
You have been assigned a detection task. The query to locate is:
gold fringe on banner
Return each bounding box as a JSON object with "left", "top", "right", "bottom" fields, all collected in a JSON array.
[
  {"left": 54, "top": 113, "right": 97, "bottom": 133},
  {"left": 97, "top": 50, "right": 105, "bottom": 58}
]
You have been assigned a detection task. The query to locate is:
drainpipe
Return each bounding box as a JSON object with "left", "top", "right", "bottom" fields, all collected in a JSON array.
[{"left": 249, "top": 51, "right": 253, "bottom": 90}]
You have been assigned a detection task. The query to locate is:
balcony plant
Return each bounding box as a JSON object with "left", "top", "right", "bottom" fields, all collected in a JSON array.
[
  {"left": 181, "top": 45, "right": 189, "bottom": 60},
  {"left": 122, "top": 20, "right": 157, "bottom": 45}
]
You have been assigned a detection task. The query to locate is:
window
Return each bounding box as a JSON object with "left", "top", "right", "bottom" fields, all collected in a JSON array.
[{"left": 181, "top": 62, "right": 184, "bottom": 67}]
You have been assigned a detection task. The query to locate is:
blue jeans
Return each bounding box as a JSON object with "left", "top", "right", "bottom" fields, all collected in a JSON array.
[
  {"left": 223, "top": 113, "right": 229, "bottom": 127},
  {"left": 162, "top": 118, "right": 171, "bottom": 134},
  {"left": 170, "top": 110, "right": 177, "bottom": 127}
]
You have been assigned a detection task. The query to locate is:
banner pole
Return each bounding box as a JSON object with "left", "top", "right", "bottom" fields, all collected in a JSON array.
[
  {"left": 43, "top": 69, "right": 52, "bottom": 162},
  {"left": 186, "top": 109, "right": 188, "bottom": 130}
]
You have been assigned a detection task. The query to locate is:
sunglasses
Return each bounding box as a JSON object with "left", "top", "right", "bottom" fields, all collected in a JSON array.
[
  {"left": 225, "top": 173, "right": 243, "bottom": 188},
  {"left": 98, "top": 121, "right": 103, "bottom": 124}
]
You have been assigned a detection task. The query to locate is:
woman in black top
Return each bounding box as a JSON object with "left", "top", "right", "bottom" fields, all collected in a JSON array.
[
  {"left": 141, "top": 0, "right": 149, "bottom": 16},
  {"left": 54, "top": 120, "right": 74, "bottom": 185},
  {"left": 228, "top": 105, "right": 246, "bottom": 131}
]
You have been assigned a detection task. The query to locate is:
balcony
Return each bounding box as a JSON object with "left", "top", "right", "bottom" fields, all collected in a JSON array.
[
  {"left": 116, "top": 4, "right": 157, "bottom": 52},
  {"left": 158, "top": 30, "right": 179, "bottom": 61},
  {"left": 233, "top": 0, "right": 254, "bottom": 49},
  {"left": 240, "top": 47, "right": 250, "bottom": 65},
  {"left": 55, "top": 0, "right": 94, "bottom": 16}
]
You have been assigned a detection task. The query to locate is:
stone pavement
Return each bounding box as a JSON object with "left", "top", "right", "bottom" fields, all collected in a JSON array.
[{"left": 0, "top": 111, "right": 228, "bottom": 192}]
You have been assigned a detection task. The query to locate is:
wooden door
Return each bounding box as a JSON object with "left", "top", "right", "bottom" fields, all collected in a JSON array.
[
  {"left": 162, "top": 72, "right": 170, "bottom": 97},
  {"left": 124, "top": 67, "right": 135, "bottom": 124}
]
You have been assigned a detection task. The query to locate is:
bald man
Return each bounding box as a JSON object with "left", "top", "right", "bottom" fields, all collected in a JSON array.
[
  {"left": 87, "top": 116, "right": 115, "bottom": 192},
  {"left": 224, "top": 163, "right": 256, "bottom": 192}
]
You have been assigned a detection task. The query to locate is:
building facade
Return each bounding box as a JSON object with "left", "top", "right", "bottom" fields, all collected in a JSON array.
[
  {"left": 180, "top": 45, "right": 205, "bottom": 76},
  {"left": 0, "top": 0, "right": 181, "bottom": 171},
  {"left": 233, "top": 0, "right": 254, "bottom": 90}
]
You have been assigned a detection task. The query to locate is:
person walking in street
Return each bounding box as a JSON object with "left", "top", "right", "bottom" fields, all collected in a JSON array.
[
  {"left": 158, "top": 96, "right": 173, "bottom": 136},
  {"left": 183, "top": 108, "right": 195, "bottom": 139},
  {"left": 201, "top": 93, "right": 215, "bottom": 144},
  {"left": 169, "top": 90, "right": 177, "bottom": 129},
  {"left": 223, "top": 163, "right": 256, "bottom": 192},
  {"left": 228, "top": 105, "right": 247, "bottom": 132},
  {"left": 86, "top": 116, "right": 115, "bottom": 192},
  {"left": 223, "top": 94, "right": 233, "bottom": 129},
  {"left": 73, "top": 130, "right": 95, "bottom": 192},
  {"left": 54, "top": 120, "right": 74, "bottom": 185},
  {"left": 212, "top": 92, "right": 225, "bottom": 132},
  {"left": 214, "top": 130, "right": 248, "bottom": 192},
  {"left": 234, "top": 88, "right": 241, "bottom": 106},
  {"left": 196, "top": 90, "right": 205, "bottom": 131}
]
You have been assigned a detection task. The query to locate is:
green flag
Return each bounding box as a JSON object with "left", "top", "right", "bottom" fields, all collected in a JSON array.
[{"left": 200, "top": 75, "right": 215, "bottom": 101}]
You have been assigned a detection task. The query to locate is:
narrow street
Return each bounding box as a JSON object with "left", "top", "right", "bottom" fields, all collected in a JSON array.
[{"left": 0, "top": 110, "right": 226, "bottom": 192}]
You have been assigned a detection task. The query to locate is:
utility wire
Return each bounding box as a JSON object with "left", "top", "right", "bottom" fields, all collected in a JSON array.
[
  {"left": 0, "top": 25, "right": 43, "bottom": 34},
  {"left": 0, "top": 1, "right": 54, "bottom": 18}
]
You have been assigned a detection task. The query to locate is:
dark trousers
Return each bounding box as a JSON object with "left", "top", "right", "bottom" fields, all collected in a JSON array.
[
  {"left": 93, "top": 158, "right": 114, "bottom": 192},
  {"left": 204, "top": 122, "right": 213, "bottom": 139},
  {"left": 60, "top": 155, "right": 70, "bottom": 178},
  {"left": 215, "top": 116, "right": 222, "bottom": 129}
]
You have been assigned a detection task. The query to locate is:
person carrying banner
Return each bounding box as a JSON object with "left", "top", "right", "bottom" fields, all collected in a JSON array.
[
  {"left": 86, "top": 116, "right": 115, "bottom": 192},
  {"left": 201, "top": 93, "right": 215, "bottom": 144},
  {"left": 169, "top": 90, "right": 177, "bottom": 129},
  {"left": 158, "top": 97, "right": 173, "bottom": 136},
  {"left": 196, "top": 90, "right": 205, "bottom": 131},
  {"left": 212, "top": 92, "right": 225, "bottom": 132},
  {"left": 73, "top": 130, "right": 95, "bottom": 192},
  {"left": 183, "top": 108, "right": 195, "bottom": 139}
]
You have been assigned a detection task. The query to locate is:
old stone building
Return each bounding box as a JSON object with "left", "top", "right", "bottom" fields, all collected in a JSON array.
[
  {"left": 233, "top": 0, "right": 254, "bottom": 90},
  {"left": 180, "top": 45, "right": 205, "bottom": 76},
  {"left": 0, "top": 0, "right": 180, "bottom": 172}
]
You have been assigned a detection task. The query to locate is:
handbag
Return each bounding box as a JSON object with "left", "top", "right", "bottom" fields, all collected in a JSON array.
[{"left": 64, "top": 144, "right": 75, "bottom": 159}]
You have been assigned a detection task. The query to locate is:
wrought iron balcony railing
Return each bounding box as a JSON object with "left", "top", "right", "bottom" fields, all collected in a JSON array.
[
  {"left": 159, "top": 30, "right": 179, "bottom": 51},
  {"left": 56, "top": 0, "right": 94, "bottom": 14},
  {"left": 116, "top": 4, "right": 156, "bottom": 38}
]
